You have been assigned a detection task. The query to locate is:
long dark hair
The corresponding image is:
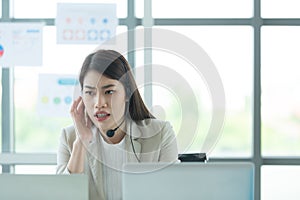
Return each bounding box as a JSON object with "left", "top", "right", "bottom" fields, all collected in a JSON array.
[{"left": 79, "top": 49, "right": 155, "bottom": 121}]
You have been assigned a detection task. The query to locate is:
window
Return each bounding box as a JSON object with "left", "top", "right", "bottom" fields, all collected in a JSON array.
[
  {"left": 2, "top": 1, "right": 300, "bottom": 199},
  {"left": 15, "top": 165, "right": 56, "bottom": 174},
  {"left": 14, "top": 26, "right": 96, "bottom": 152},
  {"left": 135, "top": 0, "right": 143, "bottom": 18},
  {"left": 13, "top": 0, "right": 127, "bottom": 18},
  {"left": 261, "top": 166, "right": 300, "bottom": 200},
  {"left": 0, "top": 69, "right": 2, "bottom": 151},
  {"left": 14, "top": 26, "right": 127, "bottom": 153},
  {"left": 152, "top": 0, "right": 253, "bottom": 18},
  {"left": 152, "top": 26, "right": 253, "bottom": 157},
  {"left": 261, "top": 26, "right": 300, "bottom": 156},
  {"left": 261, "top": 0, "right": 300, "bottom": 18}
]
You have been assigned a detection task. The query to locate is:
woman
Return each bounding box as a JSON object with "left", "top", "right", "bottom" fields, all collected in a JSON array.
[{"left": 56, "top": 49, "right": 178, "bottom": 200}]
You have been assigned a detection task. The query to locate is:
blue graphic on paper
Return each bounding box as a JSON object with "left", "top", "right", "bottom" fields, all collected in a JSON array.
[
  {"left": 102, "top": 18, "right": 108, "bottom": 24},
  {"left": 90, "top": 17, "right": 96, "bottom": 25},
  {"left": 100, "top": 29, "right": 110, "bottom": 41},
  {"left": 88, "top": 29, "right": 98, "bottom": 40},
  {"left": 57, "top": 78, "right": 78, "bottom": 85},
  {"left": 64, "top": 96, "right": 72, "bottom": 104}
]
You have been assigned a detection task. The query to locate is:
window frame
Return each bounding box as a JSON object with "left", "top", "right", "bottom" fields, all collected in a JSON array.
[{"left": 2, "top": 1, "right": 300, "bottom": 200}]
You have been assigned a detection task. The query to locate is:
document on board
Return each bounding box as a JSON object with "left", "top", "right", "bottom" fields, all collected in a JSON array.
[
  {"left": 0, "top": 23, "right": 43, "bottom": 67},
  {"left": 56, "top": 3, "right": 117, "bottom": 44},
  {"left": 37, "top": 74, "right": 80, "bottom": 117}
]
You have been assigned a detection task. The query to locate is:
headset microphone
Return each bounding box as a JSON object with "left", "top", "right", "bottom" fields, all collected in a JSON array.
[{"left": 106, "top": 119, "right": 125, "bottom": 137}]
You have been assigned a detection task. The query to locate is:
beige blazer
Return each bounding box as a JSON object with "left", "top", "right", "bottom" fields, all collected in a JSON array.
[{"left": 56, "top": 118, "right": 178, "bottom": 200}]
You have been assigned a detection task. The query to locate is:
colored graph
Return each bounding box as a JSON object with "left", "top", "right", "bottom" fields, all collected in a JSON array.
[{"left": 0, "top": 44, "right": 4, "bottom": 57}]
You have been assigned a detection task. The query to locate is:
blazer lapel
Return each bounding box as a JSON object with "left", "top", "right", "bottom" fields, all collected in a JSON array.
[
  {"left": 86, "top": 130, "right": 105, "bottom": 199},
  {"left": 125, "top": 120, "right": 142, "bottom": 162},
  {"left": 125, "top": 136, "right": 141, "bottom": 162}
]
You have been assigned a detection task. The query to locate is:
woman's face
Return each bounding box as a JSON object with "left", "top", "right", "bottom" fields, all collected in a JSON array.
[{"left": 82, "top": 70, "right": 127, "bottom": 133}]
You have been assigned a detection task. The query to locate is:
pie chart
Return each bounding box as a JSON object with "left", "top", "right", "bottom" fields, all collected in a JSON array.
[{"left": 0, "top": 45, "right": 4, "bottom": 57}]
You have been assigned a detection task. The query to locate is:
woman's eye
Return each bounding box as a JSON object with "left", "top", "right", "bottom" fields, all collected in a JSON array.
[
  {"left": 85, "top": 91, "right": 94, "bottom": 96},
  {"left": 105, "top": 90, "right": 115, "bottom": 95}
]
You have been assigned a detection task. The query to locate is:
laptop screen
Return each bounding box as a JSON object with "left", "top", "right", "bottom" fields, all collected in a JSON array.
[
  {"left": 122, "top": 162, "right": 254, "bottom": 200},
  {"left": 0, "top": 174, "right": 88, "bottom": 200}
]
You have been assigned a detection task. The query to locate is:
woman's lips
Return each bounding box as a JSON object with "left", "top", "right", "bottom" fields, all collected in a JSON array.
[{"left": 94, "top": 111, "right": 110, "bottom": 122}]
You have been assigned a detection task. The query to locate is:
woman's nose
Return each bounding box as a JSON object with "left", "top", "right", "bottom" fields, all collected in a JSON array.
[{"left": 95, "top": 95, "right": 108, "bottom": 108}]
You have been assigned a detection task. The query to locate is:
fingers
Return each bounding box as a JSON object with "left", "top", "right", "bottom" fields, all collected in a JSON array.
[
  {"left": 77, "top": 98, "right": 85, "bottom": 114},
  {"left": 71, "top": 97, "right": 93, "bottom": 143},
  {"left": 70, "top": 96, "right": 83, "bottom": 116}
]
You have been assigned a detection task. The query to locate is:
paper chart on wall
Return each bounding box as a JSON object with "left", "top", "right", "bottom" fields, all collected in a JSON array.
[
  {"left": 0, "top": 23, "right": 43, "bottom": 66},
  {"left": 56, "top": 3, "right": 117, "bottom": 44},
  {"left": 38, "top": 74, "right": 80, "bottom": 117}
]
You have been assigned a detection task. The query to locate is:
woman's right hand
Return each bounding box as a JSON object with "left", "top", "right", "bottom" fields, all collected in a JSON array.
[{"left": 70, "top": 96, "right": 93, "bottom": 144}]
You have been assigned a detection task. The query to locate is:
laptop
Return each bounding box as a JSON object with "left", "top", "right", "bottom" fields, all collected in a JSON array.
[
  {"left": 0, "top": 174, "right": 88, "bottom": 200},
  {"left": 123, "top": 162, "right": 254, "bottom": 200}
]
